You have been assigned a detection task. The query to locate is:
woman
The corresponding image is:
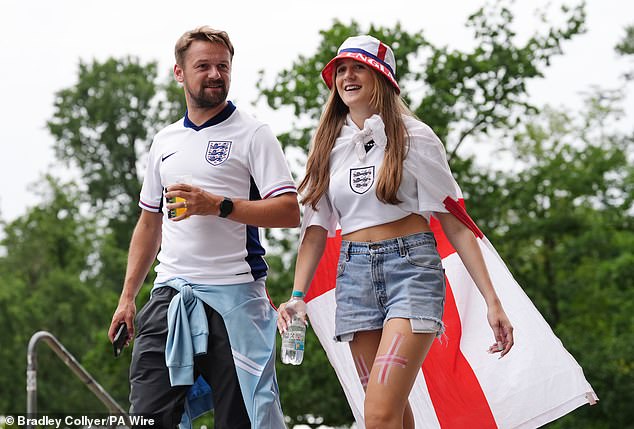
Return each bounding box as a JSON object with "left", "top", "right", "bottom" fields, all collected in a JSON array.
[{"left": 278, "top": 35, "right": 514, "bottom": 429}]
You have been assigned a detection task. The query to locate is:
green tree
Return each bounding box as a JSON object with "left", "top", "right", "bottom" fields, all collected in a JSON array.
[
  {"left": 488, "top": 93, "right": 634, "bottom": 428},
  {"left": 616, "top": 24, "right": 634, "bottom": 80},
  {"left": 616, "top": 24, "right": 634, "bottom": 55},
  {"left": 0, "top": 178, "right": 124, "bottom": 413},
  {"left": 47, "top": 58, "right": 157, "bottom": 226},
  {"left": 416, "top": 2, "right": 585, "bottom": 155}
]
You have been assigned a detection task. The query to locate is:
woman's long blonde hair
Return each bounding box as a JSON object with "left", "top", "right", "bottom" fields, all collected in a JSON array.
[{"left": 299, "top": 69, "right": 413, "bottom": 209}]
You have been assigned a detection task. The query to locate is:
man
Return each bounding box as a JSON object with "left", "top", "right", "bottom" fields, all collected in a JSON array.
[{"left": 108, "top": 26, "right": 299, "bottom": 429}]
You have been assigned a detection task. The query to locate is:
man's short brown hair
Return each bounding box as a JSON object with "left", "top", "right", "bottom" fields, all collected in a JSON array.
[{"left": 175, "top": 26, "right": 234, "bottom": 65}]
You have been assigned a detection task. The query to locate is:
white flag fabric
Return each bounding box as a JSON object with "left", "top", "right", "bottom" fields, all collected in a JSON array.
[{"left": 304, "top": 199, "right": 597, "bottom": 429}]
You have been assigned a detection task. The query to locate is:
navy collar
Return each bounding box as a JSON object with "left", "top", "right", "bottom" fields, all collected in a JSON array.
[{"left": 183, "top": 101, "right": 236, "bottom": 131}]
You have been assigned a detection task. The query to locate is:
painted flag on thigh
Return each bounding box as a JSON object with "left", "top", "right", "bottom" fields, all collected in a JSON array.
[{"left": 304, "top": 198, "right": 597, "bottom": 429}]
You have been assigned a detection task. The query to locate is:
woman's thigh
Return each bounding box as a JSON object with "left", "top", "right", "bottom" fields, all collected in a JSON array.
[
  {"left": 349, "top": 329, "right": 382, "bottom": 390},
  {"left": 358, "top": 318, "right": 435, "bottom": 409}
]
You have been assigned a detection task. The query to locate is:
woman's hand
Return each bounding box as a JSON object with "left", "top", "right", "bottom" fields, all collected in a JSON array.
[
  {"left": 486, "top": 303, "right": 514, "bottom": 358},
  {"left": 277, "top": 299, "right": 308, "bottom": 335},
  {"left": 277, "top": 301, "right": 291, "bottom": 335}
]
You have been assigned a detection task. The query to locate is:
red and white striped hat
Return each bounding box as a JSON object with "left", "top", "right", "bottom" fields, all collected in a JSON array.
[{"left": 321, "top": 35, "right": 400, "bottom": 94}]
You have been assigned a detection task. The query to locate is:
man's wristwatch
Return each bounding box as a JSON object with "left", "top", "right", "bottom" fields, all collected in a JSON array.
[{"left": 219, "top": 197, "right": 234, "bottom": 218}]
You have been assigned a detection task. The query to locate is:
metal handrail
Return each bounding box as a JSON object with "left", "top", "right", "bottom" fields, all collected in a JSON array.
[{"left": 26, "top": 331, "right": 128, "bottom": 424}]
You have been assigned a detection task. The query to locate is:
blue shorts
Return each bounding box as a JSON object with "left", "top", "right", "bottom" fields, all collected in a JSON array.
[{"left": 334, "top": 232, "right": 446, "bottom": 342}]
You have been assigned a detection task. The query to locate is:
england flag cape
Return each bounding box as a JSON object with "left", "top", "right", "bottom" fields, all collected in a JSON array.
[{"left": 302, "top": 115, "right": 597, "bottom": 428}]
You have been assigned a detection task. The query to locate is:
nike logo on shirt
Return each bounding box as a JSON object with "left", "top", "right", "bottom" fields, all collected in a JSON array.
[{"left": 161, "top": 152, "right": 177, "bottom": 162}]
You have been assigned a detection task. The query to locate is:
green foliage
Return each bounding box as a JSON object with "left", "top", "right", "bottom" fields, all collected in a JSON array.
[
  {"left": 616, "top": 25, "right": 634, "bottom": 55},
  {"left": 157, "top": 76, "right": 189, "bottom": 125},
  {"left": 0, "top": 178, "right": 123, "bottom": 412},
  {"left": 417, "top": 1, "right": 585, "bottom": 154},
  {"left": 616, "top": 24, "right": 634, "bottom": 81},
  {"left": 47, "top": 58, "right": 158, "bottom": 224}
]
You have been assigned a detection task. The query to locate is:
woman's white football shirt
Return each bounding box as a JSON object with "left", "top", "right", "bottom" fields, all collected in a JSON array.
[{"left": 304, "top": 114, "right": 460, "bottom": 236}]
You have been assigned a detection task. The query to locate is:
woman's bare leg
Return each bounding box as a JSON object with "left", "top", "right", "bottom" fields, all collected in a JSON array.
[{"left": 349, "top": 319, "right": 435, "bottom": 429}]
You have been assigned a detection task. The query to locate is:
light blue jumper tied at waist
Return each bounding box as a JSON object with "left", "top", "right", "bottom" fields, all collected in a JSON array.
[{"left": 153, "top": 277, "right": 286, "bottom": 429}]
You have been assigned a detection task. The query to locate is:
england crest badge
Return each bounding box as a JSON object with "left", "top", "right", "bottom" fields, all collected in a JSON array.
[
  {"left": 206, "top": 141, "right": 232, "bottom": 166},
  {"left": 349, "top": 166, "right": 375, "bottom": 194}
]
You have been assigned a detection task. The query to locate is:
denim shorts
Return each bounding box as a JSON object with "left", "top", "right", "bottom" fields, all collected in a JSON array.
[{"left": 334, "top": 232, "right": 446, "bottom": 342}]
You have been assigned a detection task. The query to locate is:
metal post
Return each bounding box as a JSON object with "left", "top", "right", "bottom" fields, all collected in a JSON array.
[{"left": 26, "top": 331, "right": 128, "bottom": 427}]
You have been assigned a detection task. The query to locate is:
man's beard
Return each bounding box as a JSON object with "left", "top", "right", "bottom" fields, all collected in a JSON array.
[{"left": 188, "top": 80, "right": 228, "bottom": 108}]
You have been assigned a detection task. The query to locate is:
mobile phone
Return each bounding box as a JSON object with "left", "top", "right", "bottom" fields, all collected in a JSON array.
[{"left": 113, "top": 323, "right": 129, "bottom": 358}]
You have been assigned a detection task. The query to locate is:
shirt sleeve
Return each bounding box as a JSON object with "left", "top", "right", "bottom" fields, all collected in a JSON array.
[
  {"left": 139, "top": 137, "right": 164, "bottom": 213},
  {"left": 248, "top": 124, "right": 297, "bottom": 199},
  {"left": 300, "top": 192, "right": 339, "bottom": 242},
  {"left": 404, "top": 120, "right": 461, "bottom": 218}
]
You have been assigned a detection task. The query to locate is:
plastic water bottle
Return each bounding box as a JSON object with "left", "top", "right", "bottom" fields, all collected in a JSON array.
[{"left": 281, "top": 293, "right": 307, "bottom": 365}]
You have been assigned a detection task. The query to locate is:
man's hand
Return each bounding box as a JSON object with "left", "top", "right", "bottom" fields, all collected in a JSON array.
[
  {"left": 166, "top": 185, "right": 299, "bottom": 227},
  {"left": 165, "top": 184, "right": 221, "bottom": 220},
  {"left": 108, "top": 299, "right": 136, "bottom": 345}
]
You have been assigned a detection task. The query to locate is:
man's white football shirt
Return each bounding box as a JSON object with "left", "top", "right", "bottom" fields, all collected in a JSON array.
[{"left": 139, "top": 102, "right": 296, "bottom": 285}]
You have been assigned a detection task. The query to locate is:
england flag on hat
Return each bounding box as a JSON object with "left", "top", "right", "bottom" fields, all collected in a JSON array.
[{"left": 322, "top": 35, "right": 400, "bottom": 93}]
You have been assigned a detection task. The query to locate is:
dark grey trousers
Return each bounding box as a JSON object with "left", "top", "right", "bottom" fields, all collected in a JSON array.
[{"left": 129, "top": 287, "right": 250, "bottom": 429}]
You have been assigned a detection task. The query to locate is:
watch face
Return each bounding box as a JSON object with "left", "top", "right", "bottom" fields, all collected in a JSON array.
[{"left": 220, "top": 197, "right": 233, "bottom": 217}]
